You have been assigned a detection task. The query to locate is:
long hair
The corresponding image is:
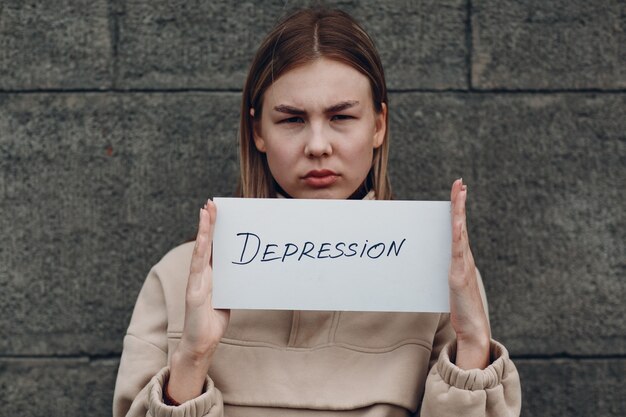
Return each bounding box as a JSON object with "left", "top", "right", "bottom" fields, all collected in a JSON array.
[{"left": 237, "top": 7, "right": 392, "bottom": 200}]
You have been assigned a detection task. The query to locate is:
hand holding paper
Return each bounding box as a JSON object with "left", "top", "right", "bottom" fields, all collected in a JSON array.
[
  {"left": 169, "top": 182, "right": 491, "bottom": 378},
  {"left": 168, "top": 200, "right": 230, "bottom": 403},
  {"left": 448, "top": 179, "right": 491, "bottom": 369}
]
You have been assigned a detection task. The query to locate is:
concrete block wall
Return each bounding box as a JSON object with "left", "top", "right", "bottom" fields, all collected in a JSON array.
[{"left": 0, "top": 1, "right": 624, "bottom": 416}]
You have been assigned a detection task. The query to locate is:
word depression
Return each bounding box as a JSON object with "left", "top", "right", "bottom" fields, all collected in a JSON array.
[{"left": 232, "top": 232, "right": 407, "bottom": 265}]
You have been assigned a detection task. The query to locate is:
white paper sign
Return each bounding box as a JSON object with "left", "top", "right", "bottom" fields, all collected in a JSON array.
[{"left": 213, "top": 198, "right": 451, "bottom": 312}]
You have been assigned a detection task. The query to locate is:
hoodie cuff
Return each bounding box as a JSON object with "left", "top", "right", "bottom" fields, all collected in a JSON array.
[
  {"left": 436, "top": 339, "right": 510, "bottom": 391},
  {"left": 147, "top": 366, "right": 222, "bottom": 417}
]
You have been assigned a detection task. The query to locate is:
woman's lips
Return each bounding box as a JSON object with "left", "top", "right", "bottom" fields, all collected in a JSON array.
[{"left": 303, "top": 169, "right": 339, "bottom": 188}]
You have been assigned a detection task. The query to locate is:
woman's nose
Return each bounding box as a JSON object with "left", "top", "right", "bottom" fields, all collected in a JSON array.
[{"left": 304, "top": 124, "right": 332, "bottom": 157}]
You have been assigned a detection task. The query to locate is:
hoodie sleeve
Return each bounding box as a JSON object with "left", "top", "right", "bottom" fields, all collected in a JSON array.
[
  {"left": 420, "top": 338, "right": 522, "bottom": 417},
  {"left": 112, "top": 262, "right": 224, "bottom": 417}
]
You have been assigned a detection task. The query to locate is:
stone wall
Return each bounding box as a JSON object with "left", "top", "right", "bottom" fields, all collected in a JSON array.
[{"left": 1, "top": 1, "right": 624, "bottom": 416}]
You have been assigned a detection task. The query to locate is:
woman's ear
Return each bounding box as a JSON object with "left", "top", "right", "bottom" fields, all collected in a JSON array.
[
  {"left": 372, "top": 102, "right": 387, "bottom": 149},
  {"left": 250, "top": 108, "right": 266, "bottom": 153}
]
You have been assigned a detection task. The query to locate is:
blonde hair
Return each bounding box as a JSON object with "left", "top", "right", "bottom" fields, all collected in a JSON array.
[{"left": 237, "top": 7, "right": 392, "bottom": 200}]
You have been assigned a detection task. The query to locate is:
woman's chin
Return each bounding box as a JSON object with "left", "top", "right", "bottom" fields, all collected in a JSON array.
[{"left": 290, "top": 187, "right": 350, "bottom": 200}]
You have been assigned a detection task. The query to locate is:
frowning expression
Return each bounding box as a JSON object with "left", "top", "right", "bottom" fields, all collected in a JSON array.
[{"left": 252, "top": 58, "right": 387, "bottom": 199}]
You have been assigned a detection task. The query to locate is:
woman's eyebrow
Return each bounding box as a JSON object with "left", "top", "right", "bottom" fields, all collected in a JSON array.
[
  {"left": 273, "top": 100, "right": 360, "bottom": 115},
  {"left": 274, "top": 104, "right": 305, "bottom": 115},
  {"left": 324, "top": 100, "right": 359, "bottom": 113}
]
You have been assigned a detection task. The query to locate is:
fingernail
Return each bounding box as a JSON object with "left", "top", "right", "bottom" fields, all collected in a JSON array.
[{"left": 462, "top": 184, "right": 467, "bottom": 192}]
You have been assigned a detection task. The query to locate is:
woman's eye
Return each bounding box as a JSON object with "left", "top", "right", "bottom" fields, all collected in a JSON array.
[
  {"left": 280, "top": 117, "right": 304, "bottom": 124},
  {"left": 331, "top": 114, "right": 352, "bottom": 121}
]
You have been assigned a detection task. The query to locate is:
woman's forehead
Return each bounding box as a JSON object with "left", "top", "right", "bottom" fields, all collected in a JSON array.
[{"left": 263, "top": 58, "right": 373, "bottom": 110}]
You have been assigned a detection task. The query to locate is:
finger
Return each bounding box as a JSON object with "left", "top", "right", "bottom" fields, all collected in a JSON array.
[
  {"left": 452, "top": 185, "right": 467, "bottom": 230},
  {"left": 451, "top": 184, "right": 465, "bottom": 258},
  {"left": 190, "top": 209, "right": 208, "bottom": 274},
  {"left": 450, "top": 188, "right": 470, "bottom": 279},
  {"left": 189, "top": 204, "right": 212, "bottom": 292},
  {"left": 457, "top": 187, "right": 474, "bottom": 258},
  {"left": 457, "top": 191, "right": 476, "bottom": 275},
  {"left": 461, "top": 217, "right": 472, "bottom": 258},
  {"left": 203, "top": 200, "right": 217, "bottom": 271},
  {"left": 451, "top": 222, "right": 478, "bottom": 288},
  {"left": 450, "top": 180, "right": 465, "bottom": 263},
  {"left": 203, "top": 201, "right": 217, "bottom": 300},
  {"left": 455, "top": 186, "right": 473, "bottom": 245},
  {"left": 450, "top": 178, "right": 463, "bottom": 206},
  {"left": 451, "top": 219, "right": 464, "bottom": 260}
]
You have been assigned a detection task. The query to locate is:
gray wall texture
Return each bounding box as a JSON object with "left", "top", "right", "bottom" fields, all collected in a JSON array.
[{"left": 0, "top": 0, "right": 624, "bottom": 416}]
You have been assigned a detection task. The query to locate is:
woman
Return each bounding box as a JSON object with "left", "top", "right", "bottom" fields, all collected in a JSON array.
[{"left": 113, "top": 7, "right": 521, "bottom": 417}]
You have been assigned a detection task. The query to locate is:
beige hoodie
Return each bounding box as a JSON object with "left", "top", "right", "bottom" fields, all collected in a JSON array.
[{"left": 113, "top": 241, "right": 521, "bottom": 417}]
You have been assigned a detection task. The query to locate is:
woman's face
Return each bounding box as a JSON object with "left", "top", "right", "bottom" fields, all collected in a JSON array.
[{"left": 252, "top": 57, "right": 387, "bottom": 199}]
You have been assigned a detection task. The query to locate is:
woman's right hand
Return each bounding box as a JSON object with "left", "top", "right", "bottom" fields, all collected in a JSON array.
[{"left": 168, "top": 200, "right": 231, "bottom": 403}]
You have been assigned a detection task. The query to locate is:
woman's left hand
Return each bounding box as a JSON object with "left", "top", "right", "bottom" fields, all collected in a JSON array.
[{"left": 449, "top": 178, "right": 491, "bottom": 369}]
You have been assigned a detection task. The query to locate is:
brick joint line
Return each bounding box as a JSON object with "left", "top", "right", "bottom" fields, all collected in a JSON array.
[
  {"left": 465, "top": 0, "right": 473, "bottom": 90},
  {"left": 106, "top": 0, "right": 121, "bottom": 89},
  {"left": 1, "top": 353, "right": 625, "bottom": 361},
  {"left": 0, "top": 88, "right": 244, "bottom": 94},
  {"left": 510, "top": 353, "right": 626, "bottom": 361},
  {"left": 0, "top": 88, "right": 625, "bottom": 95},
  {"left": 0, "top": 353, "right": 122, "bottom": 362}
]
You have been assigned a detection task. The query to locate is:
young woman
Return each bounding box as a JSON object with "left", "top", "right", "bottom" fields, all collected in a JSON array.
[{"left": 113, "top": 7, "right": 521, "bottom": 417}]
